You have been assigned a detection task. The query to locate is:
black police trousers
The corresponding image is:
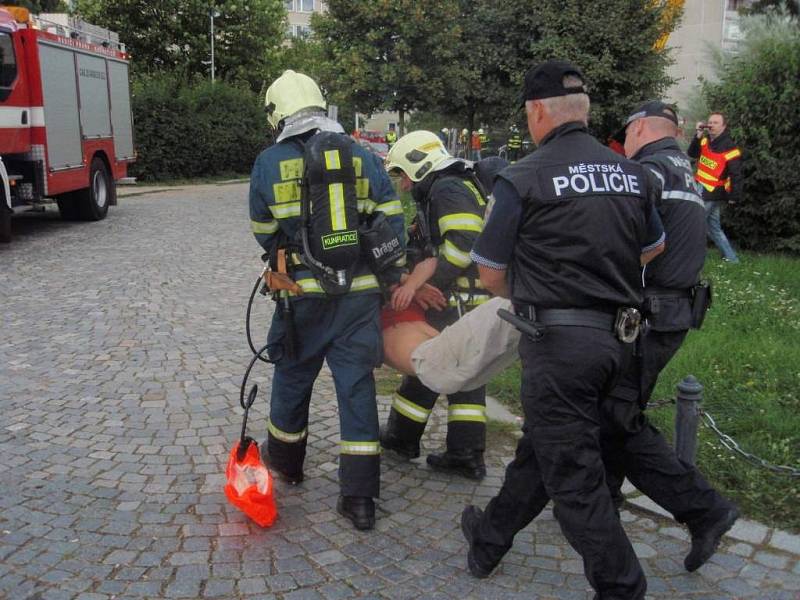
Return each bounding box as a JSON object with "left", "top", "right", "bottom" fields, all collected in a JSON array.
[
  {"left": 472, "top": 326, "right": 646, "bottom": 600},
  {"left": 601, "top": 329, "right": 730, "bottom": 528}
]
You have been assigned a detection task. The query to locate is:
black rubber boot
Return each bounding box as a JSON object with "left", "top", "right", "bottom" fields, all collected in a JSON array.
[
  {"left": 337, "top": 496, "right": 376, "bottom": 531},
  {"left": 427, "top": 449, "right": 486, "bottom": 480},
  {"left": 379, "top": 421, "right": 420, "bottom": 460},
  {"left": 685, "top": 506, "right": 739, "bottom": 572},
  {"left": 261, "top": 443, "right": 304, "bottom": 485}
]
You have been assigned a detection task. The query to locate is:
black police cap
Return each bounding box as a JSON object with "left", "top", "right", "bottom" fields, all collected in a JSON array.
[
  {"left": 519, "top": 59, "right": 587, "bottom": 106},
  {"left": 613, "top": 100, "right": 680, "bottom": 142}
]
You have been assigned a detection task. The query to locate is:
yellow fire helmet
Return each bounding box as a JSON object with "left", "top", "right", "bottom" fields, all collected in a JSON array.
[
  {"left": 385, "top": 130, "right": 452, "bottom": 182},
  {"left": 264, "top": 70, "right": 326, "bottom": 129}
]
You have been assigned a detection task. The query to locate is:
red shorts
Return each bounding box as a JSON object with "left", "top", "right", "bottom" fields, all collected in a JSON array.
[{"left": 380, "top": 301, "right": 426, "bottom": 330}]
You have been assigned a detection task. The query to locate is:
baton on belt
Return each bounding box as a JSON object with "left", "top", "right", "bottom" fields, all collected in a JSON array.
[{"left": 497, "top": 308, "right": 544, "bottom": 341}]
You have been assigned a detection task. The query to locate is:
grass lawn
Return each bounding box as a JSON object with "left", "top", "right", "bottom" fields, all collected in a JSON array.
[{"left": 488, "top": 251, "right": 800, "bottom": 531}]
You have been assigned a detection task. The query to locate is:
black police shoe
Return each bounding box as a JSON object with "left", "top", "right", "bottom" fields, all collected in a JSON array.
[
  {"left": 460, "top": 505, "right": 494, "bottom": 579},
  {"left": 427, "top": 449, "right": 486, "bottom": 480},
  {"left": 337, "top": 496, "right": 375, "bottom": 531},
  {"left": 379, "top": 426, "right": 420, "bottom": 459},
  {"left": 685, "top": 506, "right": 740, "bottom": 572}
]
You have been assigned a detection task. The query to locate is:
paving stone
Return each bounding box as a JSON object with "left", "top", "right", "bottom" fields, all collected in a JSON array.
[
  {"left": 771, "top": 530, "right": 800, "bottom": 555},
  {"left": 728, "top": 518, "right": 769, "bottom": 545}
]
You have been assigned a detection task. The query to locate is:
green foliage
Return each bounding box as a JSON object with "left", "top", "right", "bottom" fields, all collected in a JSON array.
[
  {"left": 3, "top": 0, "right": 67, "bottom": 11},
  {"left": 311, "top": 0, "right": 462, "bottom": 132},
  {"left": 311, "top": 0, "right": 676, "bottom": 142},
  {"left": 700, "top": 14, "right": 800, "bottom": 253},
  {"left": 129, "top": 75, "right": 267, "bottom": 181},
  {"left": 517, "top": 0, "right": 678, "bottom": 141},
  {"left": 489, "top": 252, "right": 800, "bottom": 531},
  {"left": 72, "top": 0, "right": 286, "bottom": 91}
]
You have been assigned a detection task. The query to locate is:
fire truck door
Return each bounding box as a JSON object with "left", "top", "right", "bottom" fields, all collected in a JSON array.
[
  {"left": 38, "top": 42, "right": 82, "bottom": 170},
  {"left": 108, "top": 60, "right": 134, "bottom": 161},
  {"left": 76, "top": 53, "right": 111, "bottom": 139}
]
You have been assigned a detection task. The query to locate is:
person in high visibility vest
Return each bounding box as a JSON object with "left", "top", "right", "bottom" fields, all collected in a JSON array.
[
  {"left": 687, "top": 112, "right": 742, "bottom": 263},
  {"left": 507, "top": 125, "right": 523, "bottom": 162},
  {"left": 385, "top": 124, "right": 398, "bottom": 149}
]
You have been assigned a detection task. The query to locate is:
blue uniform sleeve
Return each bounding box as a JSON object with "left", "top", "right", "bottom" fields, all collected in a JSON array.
[
  {"left": 248, "top": 154, "right": 280, "bottom": 252},
  {"left": 640, "top": 168, "right": 665, "bottom": 253},
  {"left": 470, "top": 178, "right": 522, "bottom": 269}
]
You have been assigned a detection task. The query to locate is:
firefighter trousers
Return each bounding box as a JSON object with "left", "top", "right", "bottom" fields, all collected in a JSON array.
[
  {"left": 601, "top": 329, "right": 732, "bottom": 529},
  {"left": 266, "top": 294, "right": 383, "bottom": 498},
  {"left": 385, "top": 305, "right": 486, "bottom": 452},
  {"left": 472, "top": 327, "right": 646, "bottom": 600}
]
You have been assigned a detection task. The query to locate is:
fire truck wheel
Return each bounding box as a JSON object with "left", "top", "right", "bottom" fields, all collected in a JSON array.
[
  {"left": 0, "top": 206, "right": 10, "bottom": 244},
  {"left": 78, "top": 157, "right": 112, "bottom": 221},
  {"left": 56, "top": 193, "right": 81, "bottom": 221}
]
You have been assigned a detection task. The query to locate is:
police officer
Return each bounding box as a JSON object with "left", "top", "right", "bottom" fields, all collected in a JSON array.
[
  {"left": 380, "top": 130, "right": 490, "bottom": 479},
  {"left": 601, "top": 100, "right": 738, "bottom": 569},
  {"left": 249, "top": 70, "right": 405, "bottom": 530},
  {"left": 460, "top": 60, "right": 666, "bottom": 599}
]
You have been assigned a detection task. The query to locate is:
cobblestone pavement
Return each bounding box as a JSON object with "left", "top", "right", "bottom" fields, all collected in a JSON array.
[{"left": 2, "top": 185, "right": 799, "bottom": 600}]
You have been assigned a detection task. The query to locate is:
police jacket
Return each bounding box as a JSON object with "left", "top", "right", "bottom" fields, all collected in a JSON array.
[
  {"left": 412, "top": 161, "right": 488, "bottom": 310},
  {"left": 500, "top": 122, "right": 662, "bottom": 311},
  {"left": 687, "top": 129, "right": 743, "bottom": 203},
  {"left": 634, "top": 138, "right": 706, "bottom": 331},
  {"left": 249, "top": 131, "right": 405, "bottom": 298}
]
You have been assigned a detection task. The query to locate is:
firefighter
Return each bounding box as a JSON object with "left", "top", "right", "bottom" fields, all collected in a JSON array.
[
  {"left": 460, "top": 60, "right": 666, "bottom": 598},
  {"left": 506, "top": 125, "right": 522, "bottom": 163},
  {"left": 381, "top": 130, "right": 490, "bottom": 480},
  {"left": 248, "top": 70, "right": 405, "bottom": 530},
  {"left": 385, "top": 123, "right": 398, "bottom": 150}
]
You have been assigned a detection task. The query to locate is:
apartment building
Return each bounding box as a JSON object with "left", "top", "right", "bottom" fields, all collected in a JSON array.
[{"left": 665, "top": 0, "right": 754, "bottom": 106}]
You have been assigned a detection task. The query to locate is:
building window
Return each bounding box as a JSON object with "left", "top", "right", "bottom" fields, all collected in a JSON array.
[
  {"left": 294, "top": 24, "right": 310, "bottom": 38},
  {"left": 285, "top": 0, "right": 314, "bottom": 11}
]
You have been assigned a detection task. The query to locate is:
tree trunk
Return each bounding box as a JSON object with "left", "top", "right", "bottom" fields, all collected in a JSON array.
[{"left": 398, "top": 107, "right": 405, "bottom": 137}]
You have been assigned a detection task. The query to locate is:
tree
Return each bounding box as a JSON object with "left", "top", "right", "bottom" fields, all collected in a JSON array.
[
  {"left": 3, "top": 0, "right": 68, "bottom": 11},
  {"left": 72, "top": 0, "right": 286, "bottom": 91},
  {"left": 699, "top": 12, "right": 800, "bottom": 252},
  {"left": 514, "top": 0, "right": 678, "bottom": 142},
  {"left": 744, "top": 0, "right": 799, "bottom": 18},
  {"left": 311, "top": 0, "right": 462, "bottom": 134}
]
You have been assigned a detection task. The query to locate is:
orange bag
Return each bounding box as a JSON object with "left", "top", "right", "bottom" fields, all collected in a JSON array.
[
  {"left": 224, "top": 438, "right": 277, "bottom": 527},
  {"left": 224, "top": 383, "right": 278, "bottom": 527}
]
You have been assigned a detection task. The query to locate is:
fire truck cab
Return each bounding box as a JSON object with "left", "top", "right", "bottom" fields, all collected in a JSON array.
[{"left": 0, "top": 6, "right": 135, "bottom": 242}]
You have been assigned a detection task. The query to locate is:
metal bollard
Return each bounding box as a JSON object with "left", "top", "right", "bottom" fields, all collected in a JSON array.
[{"left": 675, "top": 375, "right": 703, "bottom": 466}]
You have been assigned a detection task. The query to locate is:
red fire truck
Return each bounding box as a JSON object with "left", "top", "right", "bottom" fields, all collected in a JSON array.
[{"left": 0, "top": 6, "right": 135, "bottom": 242}]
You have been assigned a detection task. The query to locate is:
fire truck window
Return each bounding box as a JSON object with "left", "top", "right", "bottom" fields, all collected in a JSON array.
[{"left": 0, "top": 32, "right": 17, "bottom": 101}]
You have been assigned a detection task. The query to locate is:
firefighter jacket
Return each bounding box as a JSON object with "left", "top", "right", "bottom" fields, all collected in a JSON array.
[
  {"left": 249, "top": 132, "right": 405, "bottom": 298},
  {"left": 507, "top": 133, "right": 522, "bottom": 150},
  {"left": 385, "top": 130, "right": 397, "bottom": 147},
  {"left": 687, "top": 129, "right": 742, "bottom": 202},
  {"left": 411, "top": 162, "right": 488, "bottom": 311}
]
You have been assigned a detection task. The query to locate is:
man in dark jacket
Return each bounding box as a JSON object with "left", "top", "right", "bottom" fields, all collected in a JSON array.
[
  {"left": 601, "top": 101, "right": 738, "bottom": 568},
  {"left": 687, "top": 112, "right": 742, "bottom": 263}
]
